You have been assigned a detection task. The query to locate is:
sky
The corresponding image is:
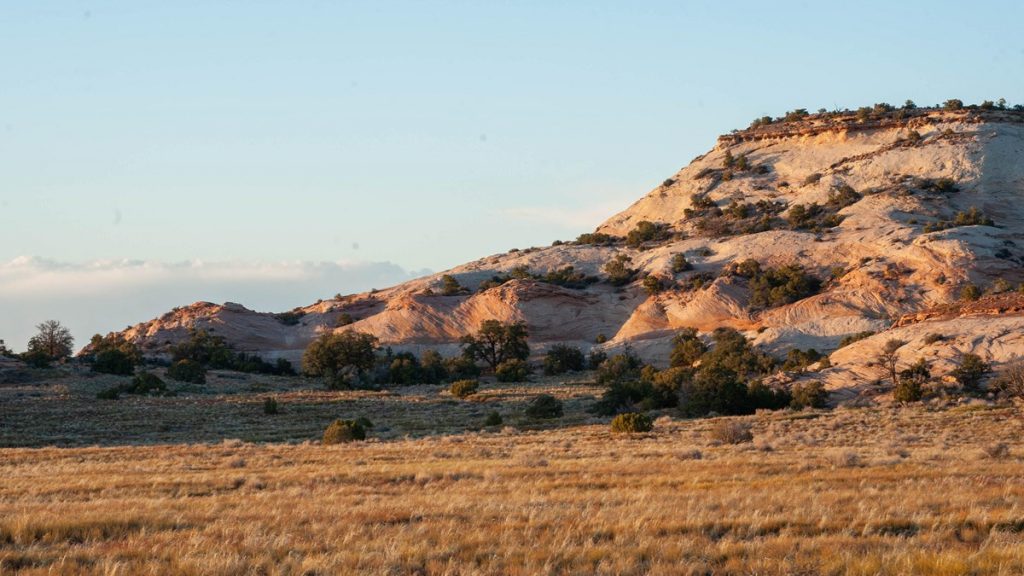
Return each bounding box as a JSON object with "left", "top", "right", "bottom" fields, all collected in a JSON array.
[{"left": 2, "top": 0, "right": 1023, "bottom": 350}]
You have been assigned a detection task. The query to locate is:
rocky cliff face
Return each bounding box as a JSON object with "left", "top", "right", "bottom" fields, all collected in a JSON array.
[{"left": 97, "top": 106, "right": 1024, "bottom": 395}]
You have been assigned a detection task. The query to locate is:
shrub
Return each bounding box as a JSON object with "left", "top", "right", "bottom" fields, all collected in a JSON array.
[
  {"left": 943, "top": 98, "right": 963, "bottom": 111},
  {"left": 603, "top": 254, "right": 637, "bottom": 286},
  {"left": 642, "top": 274, "right": 666, "bottom": 295},
  {"left": 575, "top": 232, "right": 619, "bottom": 246},
  {"left": 387, "top": 352, "right": 422, "bottom": 385},
  {"left": 610, "top": 412, "right": 653, "bottom": 433},
  {"left": 595, "top": 350, "right": 644, "bottom": 385},
  {"left": 525, "top": 394, "right": 563, "bottom": 419},
  {"left": 275, "top": 311, "right": 304, "bottom": 326},
  {"left": 98, "top": 372, "right": 169, "bottom": 399},
  {"left": 802, "top": 173, "right": 822, "bottom": 186},
  {"left": 838, "top": 331, "right": 875, "bottom": 348},
  {"left": 671, "top": 254, "right": 692, "bottom": 273},
  {"left": 88, "top": 334, "right": 141, "bottom": 375},
  {"left": 747, "top": 382, "right": 792, "bottom": 410},
  {"left": 543, "top": 344, "right": 585, "bottom": 375},
  {"left": 592, "top": 369, "right": 683, "bottom": 416},
  {"left": 322, "top": 419, "right": 366, "bottom": 444},
  {"left": 495, "top": 359, "right": 530, "bottom": 382},
  {"left": 680, "top": 365, "right": 751, "bottom": 416},
  {"left": 449, "top": 379, "right": 480, "bottom": 398},
  {"left": 983, "top": 443, "right": 1010, "bottom": 460},
  {"left": 669, "top": 328, "right": 707, "bottom": 368},
  {"left": 27, "top": 320, "right": 74, "bottom": 363},
  {"left": 167, "top": 359, "right": 206, "bottom": 384},
  {"left": 700, "top": 327, "right": 776, "bottom": 378},
  {"left": 731, "top": 259, "right": 821, "bottom": 309},
  {"left": 960, "top": 284, "right": 981, "bottom": 302},
  {"left": 302, "top": 331, "right": 379, "bottom": 389},
  {"left": 790, "top": 381, "right": 828, "bottom": 409},
  {"left": 461, "top": 320, "right": 530, "bottom": 371},
  {"left": 484, "top": 411, "right": 503, "bottom": 426},
  {"left": 440, "top": 274, "right": 466, "bottom": 296},
  {"left": 782, "top": 349, "right": 822, "bottom": 373},
  {"left": 877, "top": 339, "right": 906, "bottom": 387},
  {"left": 588, "top": 349, "right": 608, "bottom": 369},
  {"left": 708, "top": 421, "right": 753, "bottom": 444},
  {"left": 626, "top": 221, "right": 671, "bottom": 248},
  {"left": 419, "top": 350, "right": 449, "bottom": 384},
  {"left": 263, "top": 397, "right": 280, "bottom": 415},
  {"left": 895, "top": 357, "right": 929, "bottom": 403},
  {"left": 445, "top": 356, "right": 482, "bottom": 381},
  {"left": 951, "top": 353, "right": 989, "bottom": 391},
  {"left": 923, "top": 333, "right": 945, "bottom": 345}
]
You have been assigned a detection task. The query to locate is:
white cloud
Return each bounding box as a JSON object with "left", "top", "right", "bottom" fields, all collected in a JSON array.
[{"left": 0, "top": 257, "right": 425, "bottom": 352}]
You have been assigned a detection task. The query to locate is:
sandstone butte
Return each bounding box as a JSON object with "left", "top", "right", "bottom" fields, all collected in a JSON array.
[{"left": 93, "top": 105, "right": 1024, "bottom": 401}]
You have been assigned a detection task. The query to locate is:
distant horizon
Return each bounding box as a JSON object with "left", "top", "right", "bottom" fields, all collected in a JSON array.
[{"left": 3, "top": 0, "right": 1024, "bottom": 349}]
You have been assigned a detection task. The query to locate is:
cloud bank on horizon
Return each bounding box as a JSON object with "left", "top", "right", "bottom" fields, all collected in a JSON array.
[{"left": 0, "top": 257, "right": 425, "bottom": 352}]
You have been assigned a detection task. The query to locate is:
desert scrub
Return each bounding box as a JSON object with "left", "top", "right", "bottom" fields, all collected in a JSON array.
[
  {"left": 449, "top": 379, "right": 480, "bottom": 398},
  {"left": 263, "top": 397, "right": 280, "bottom": 415},
  {"left": 495, "top": 359, "right": 530, "bottom": 383},
  {"left": 837, "top": 331, "right": 875, "bottom": 348},
  {"left": 708, "top": 420, "right": 753, "bottom": 444},
  {"left": 322, "top": 419, "right": 366, "bottom": 444},
  {"left": 167, "top": 359, "right": 206, "bottom": 384},
  {"left": 790, "top": 381, "right": 828, "bottom": 409},
  {"left": 525, "top": 394, "right": 563, "bottom": 419},
  {"left": 610, "top": 412, "right": 653, "bottom": 433},
  {"left": 484, "top": 411, "right": 503, "bottom": 427},
  {"left": 542, "top": 344, "right": 585, "bottom": 375},
  {"left": 97, "top": 372, "right": 170, "bottom": 399}
]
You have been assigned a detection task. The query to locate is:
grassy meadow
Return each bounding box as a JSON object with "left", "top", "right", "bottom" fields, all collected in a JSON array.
[{"left": 2, "top": 368, "right": 1024, "bottom": 575}]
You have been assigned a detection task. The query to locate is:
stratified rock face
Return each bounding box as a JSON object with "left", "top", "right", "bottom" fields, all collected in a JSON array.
[{"left": 95, "top": 107, "right": 1024, "bottom": 390}]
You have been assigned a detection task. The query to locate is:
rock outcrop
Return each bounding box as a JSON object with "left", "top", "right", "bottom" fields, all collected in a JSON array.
[{"left": 92, "top": 106, "right": 1024, "bottom": 397}]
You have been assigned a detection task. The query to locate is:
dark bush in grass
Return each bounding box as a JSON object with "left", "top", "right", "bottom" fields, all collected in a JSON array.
[
  {"left": 87, "top": 334, "right": 141, "bottom": 376},
  {"left": 484, "top": 411, "right": 503, "bottom": 427},
  {"left": 167, "top": 359, "right": 206, "bottom": 384},
  {"left": 263, "top": 397, "right": 280, "bottom": 415},
  {"left": 445, "top": 356, "right": 481, "bottom": 381},
  {"left": 610, "top": 412, "right": 653, "bottom": 433},
  {"left": 595, "top": 350, "right": 644, "bottom": 385},
  {"left": 525, "top": 394, "right": 563, "bottom": 419},
  {"left": 680, "top": 364, "right": 752, "bottom": 417},
  {"left": 603, "top": 254, "right": 637, "bottom": 286},
  {"left": 495, "top": 359, "right": 530, "bottom": 382},
  {"left": 449, "top": 379, "right": 480, "bottom": 398},
  {"left": 625, "top": 221, "right": 671, "bottom": 248},
  {"left": 669, "top": 328, "right": 707, "bottom": 368},
  {"left": 322, "top": 419, "right": 366, "bottom": 444},
  {"left": 747, "top": 381, "right": 792, "bottom": 410},
  {"left": 419, "top": 350, "right": 449, "bottom": 384},
  {"left": 790, "top": 381, "right": 828, "bottom": 409},
  {"left": 543, "top": 344, "right": 585, "bottom": 375},
  {"left": 838, "top": 331, "right": 875, "bottom": 348},
  {"left": 708, "top": 420, "right": 753, "bottom": 444},
  {"left": 951, "top": 353, "right": 989, "bottom": 391}
]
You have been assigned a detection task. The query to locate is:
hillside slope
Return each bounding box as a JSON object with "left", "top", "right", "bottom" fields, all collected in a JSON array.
[{"left": 98, "top": 106, "right": 1024, "bottom": 396}]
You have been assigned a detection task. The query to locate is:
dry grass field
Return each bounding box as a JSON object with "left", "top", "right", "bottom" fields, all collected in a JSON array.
[{"left": 3, "top": 368, "right": 1024, "bottom": 575}]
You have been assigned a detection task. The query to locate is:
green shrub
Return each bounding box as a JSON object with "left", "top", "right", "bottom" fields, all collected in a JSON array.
[
  {"left": 626, "top": 221, "right": 671, "bottom": 248},
  {"left": 449, "top": 379, "right": 480, "bottom": 398},
  {"left": 943, "top": 98, "right": 963, "bottom": 111},
  {"left": 731, "top": 259, "right": 821, "bottom": 309},
  {"left": 781, "top": 348, "right": 822, "bottom": 372},
  {"left": 543, "top": 344, "right": 585, "bottom": 375},
  {"left": 838, "top": 331, "right": 875, "bottom": 348},
  {"left": 445, "top": 356, "right": 482, "bottom": 381},
  {"left": 610, "top": 412, "right": 653, "bottom": 433},
  {"left": 960, "top": 284, "right": 981, "bottom": 302},
  {"left": 790, "top": 381, "right": 828, "bottom": 409},
  {"left": 747, "top": 381, "right": 792, "bottom": 410},
  {"left": 484, "top": 411, "right": 503, "bottom": 427},
  {"left": 588, "top": 349, "right": 608, "bottom": 369},
  {"left": 669, "top": 328, "right": 707, "bottom": 368},
  {"left": 923, "top": 333, "right": 945, "bottom": 345},
  {"left": 167, "top": 359, "right": 206, "bottom": 384},
  {"left": 275, "top": 311, "right": 304, "bottom": 326},
  {"left": 88, "top": 334, "right": 141, "bottom": 375},
  {"left": 951, "top": 353, "right": 989, "bottom": 391},
  {"left": 671, "top": 254, "right": 692, "bottom": 273},
  {"left": 387, "top": 352, "right": 422, "bottom": 385},
  {"left": 642, "top": 274, "right": 666, "bottom": 295},
  {"left": 440, "top": 274, "right": 466, "bottom": 296},
  {"left": 98, "top": 372, "right": 169, "bottom": 399},
  {"left": 495, "top": 359, "right": 530, "bottom": 382},
  {"left": 595, "top": 350, "right": 644, "bottom": 385},
  {"left": 322, "top": 419, "right": 366, "bottom": 444},
  {"left": 419, "top": 350, "right": 449, "bottom": 384},
  {"left": 525, "top": 394, "right": 563, "bottom": 419},
  {"left": 680, "top": 365, "right": 752, "bottom": 417},
  {"left": 263, "top": 397, "right": 280, "bottom": 415},
  {"left": 603, "top": 254, "right": 637, "bottom": 286},
  {"left": 575, "top": 232, "right": 619, "bottom": 246}
]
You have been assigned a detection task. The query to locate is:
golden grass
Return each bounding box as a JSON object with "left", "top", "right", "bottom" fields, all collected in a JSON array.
[{"left": 1, "top": 370, "right": 1024, "bottom": 574}]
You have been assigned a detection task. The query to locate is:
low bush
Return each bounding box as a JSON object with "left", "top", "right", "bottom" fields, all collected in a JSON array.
[
  {"left": 708, "top": 420, "right": 753, "bottom": 444},
  {"left": 838, "top": 331, "right": 875, "bottom": 348},
  {"left": 626, "top": 221, "right": 671, "bottom": 248},
  {"left": 670, "top": 254, "right": 692, "bottom": 273},
  {"left": 790, "top": 381, "right": 828, "bottom": 409},
  {"left": 263, "top": 397, "right": 280, "bottom": 415},
  {"left": 951, "top": 353, "right": 989, "bottom": 391},
  {"left": 730, "top": 259, "right": 821, "bottom": 309},
  {"left": 610, "top": 412, "right": 653, "bottom": 433},
  {"left": 97, "top": 372, "right": 169, "bottom": 399},
  {"left": 543, "top": 344, "right": 585, "bottom": 375},
  {"left": 603, "top": 254, "right": 637, "bottom": 286},
  {"left": 575, "top": 232, "right": 619, "bottom": 246},
  {"left": 322, "top": 419, "right": 366, "bottom": 444},
  {"left": 167, "top": 359, "right": 206, "bottom": 384},
  {"left": 445, "top": 356, "right": 482, "bottom": 381},
  {"left": 525, "top": 394, "right": 564, "bottom": 419},
  {"left": 495, "top": 359, "right": 530, "bottom": 382},
  {"left": 449, "top": 379, "right": 480, "bottom": 398},
  {"left": 484, "top": 411, "right": 503, "bottom": 426}
]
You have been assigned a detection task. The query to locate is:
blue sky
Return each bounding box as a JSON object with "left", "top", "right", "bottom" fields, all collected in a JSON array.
[{"left": 1, "top": 1, "right": 1023, "bottom": 348}]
